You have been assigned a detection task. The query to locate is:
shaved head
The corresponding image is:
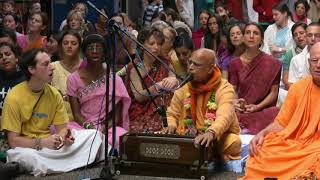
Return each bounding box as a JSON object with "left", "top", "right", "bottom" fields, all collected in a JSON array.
[
  {"left": 191, "top": 48, "right": 216, "bottom": 65},
  {"left": 188, "top": 48, "right": 217, "bottom": 83},
  {"left": 309, "top": 42, "right": 320, "bottom": 86},
  {"left": 309, "top": 42, "right": 320, "bottom": 54}
]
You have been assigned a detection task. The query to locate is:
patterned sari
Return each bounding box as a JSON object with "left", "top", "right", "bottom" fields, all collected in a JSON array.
[
  {"left": 125, "top": 59, "right": 173, "bottom": 133},
  {"left": 229, "top": 52, "right": 282, "bottom": 134},
  {"left": 67, "top": 72, "right": 130, "bottom": 147}
]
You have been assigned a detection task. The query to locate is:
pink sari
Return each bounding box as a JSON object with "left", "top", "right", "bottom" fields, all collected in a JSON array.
[
  {"left": 67, "top": 72, "right": 131, "bottom": 147},
  {"left": 229, "top": 52, "right": 282, "bottom": 134}
]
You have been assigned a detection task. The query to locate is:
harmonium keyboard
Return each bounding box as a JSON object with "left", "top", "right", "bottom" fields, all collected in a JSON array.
[{"left": 115, "top": 133, "right": 218, "bottom": 179}]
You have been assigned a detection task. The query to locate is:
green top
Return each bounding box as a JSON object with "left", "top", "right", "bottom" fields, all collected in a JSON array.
[{"left": 282, "top": 49, "right": 295, "bottom": 70}]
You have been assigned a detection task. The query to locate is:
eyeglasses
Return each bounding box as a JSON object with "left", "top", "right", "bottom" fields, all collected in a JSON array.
[
  {"left": 309, "top": 58, "right": 320, "bottom": 65},
  {"left": 306, "top": 33, "right": 320, "bottom": 38},
  {"left": 86, "top": 46, "right": 103, "bottom": 52},
  {"left": 187, "top": 59, "right": 213, "bottom": 68},
  {"left": 208, "top": 22, "right": 217, "bottom": 26}
]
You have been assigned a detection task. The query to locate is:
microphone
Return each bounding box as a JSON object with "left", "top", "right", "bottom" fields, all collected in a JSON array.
[
  {"left": 157, "top": 74, "right": 193, "bottom": 128},
  {"left": 177, "top": 73, "right": 193, "bottom": 88},
  {"left": 108, "top": 19, "right": 122, "bottom": 29}
]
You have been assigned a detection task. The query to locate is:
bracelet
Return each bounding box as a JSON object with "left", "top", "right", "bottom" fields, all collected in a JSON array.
[
  {"left": 83, "top": 122, "right": 94, "bottom": 129},
  {"left": 34, "top": 138, "right": 42, "bottom": 151},
  {"left": 206, "top": 129, "right": 216, "bottom": 138}
]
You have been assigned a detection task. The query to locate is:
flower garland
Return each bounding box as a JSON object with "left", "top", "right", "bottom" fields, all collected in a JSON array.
[{"left": 183, "top": 92, "right": 217, "bottom": 135}]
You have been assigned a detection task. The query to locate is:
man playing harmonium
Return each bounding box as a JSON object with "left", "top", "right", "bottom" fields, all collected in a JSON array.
[{"left": 165, "top": 48, "right": 241, "bottom": 161}]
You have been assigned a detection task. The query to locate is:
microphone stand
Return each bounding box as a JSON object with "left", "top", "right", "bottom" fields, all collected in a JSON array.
[
  {"left": 86, "top": 2, "right": 116, "bottom": 179},
  {"left": 86, "top": 1, "right": 188, "bottom": 179},
  {"left": 115, "top": 29, "right": 168, "bottom": 128}
]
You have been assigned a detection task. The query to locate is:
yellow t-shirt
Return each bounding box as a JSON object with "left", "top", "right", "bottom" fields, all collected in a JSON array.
[{"left": 1, "top": 81, "right": 69, "bottom": 138}]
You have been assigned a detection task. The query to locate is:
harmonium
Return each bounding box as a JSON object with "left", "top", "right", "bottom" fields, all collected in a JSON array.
[{"left": 115, "top": 133, "right": 218, "bottom": 179}]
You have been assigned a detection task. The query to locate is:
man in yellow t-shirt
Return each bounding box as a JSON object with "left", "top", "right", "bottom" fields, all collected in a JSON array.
[
  {"left": 2, "top": 81, "right": 68, "bottom": 139},
  {"left": 1, "top": 49, "right": 104, "bottom": 176}
]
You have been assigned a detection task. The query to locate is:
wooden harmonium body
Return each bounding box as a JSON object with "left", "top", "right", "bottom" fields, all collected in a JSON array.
[{"left": 116, "top": 133, "right": 214, "bottom": 179}]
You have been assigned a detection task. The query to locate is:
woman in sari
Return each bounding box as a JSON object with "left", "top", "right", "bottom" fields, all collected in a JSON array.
[
  {"left": 126, "top": 27, "right": 179, "bottom": 133},
  {"left": 67, "top": 34, "right": 131, "bottom": 147},
  {"left": 19, "top": 12, "right": 47, "bottom": 52},
  {"left": 262, "top": 3, "right": 295, "bottom": 59},
  {"left": 229, "top": 23, "right": 282, "bottom": 135},
  {"left": 51, "top": 31, "right": 82, "bottom": 121}
]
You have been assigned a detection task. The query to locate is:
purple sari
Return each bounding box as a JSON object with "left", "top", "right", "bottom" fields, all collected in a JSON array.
[{"left": 229, "top": 52, "right": 282, "bottom": 134}]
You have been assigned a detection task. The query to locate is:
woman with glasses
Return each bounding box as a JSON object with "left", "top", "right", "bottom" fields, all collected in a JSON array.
[
  {"left": 67, "top": 34, "right": 130, "bottom": 148},
  {"left": 229, "top": 23, "right": 282, "bottom": 135}
]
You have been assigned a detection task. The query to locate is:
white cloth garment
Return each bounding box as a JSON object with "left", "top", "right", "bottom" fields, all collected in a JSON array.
[
  {"left": 288, "top": 46, "right": 310, "bottom": 84},
  {"left": 175, "top": 0, "right": 194, "bottom": 29},
  {"left": 277, "top": 88, "right": 288, "bottom": 107},
  {"left": 7, "top": 129, "right": 109, "bottom": 176},
  {"left": 246, "top": 0, "right": 259, "bottom": 23},
  {"left": 262, "top": 19, "right": 295, "bottom": 55}
]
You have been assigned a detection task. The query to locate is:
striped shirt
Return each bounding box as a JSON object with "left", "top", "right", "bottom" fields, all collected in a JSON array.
[{"left": 143, "top": 2, "right": 163, "bottom": 26}]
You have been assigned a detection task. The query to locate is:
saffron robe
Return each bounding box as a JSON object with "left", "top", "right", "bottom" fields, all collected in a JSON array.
[
  {"left": 240, "top": 76, "right": 320, "bottom": 179},
  {"left": 167, "top": 79, "right": 241, "bottom": 161}
]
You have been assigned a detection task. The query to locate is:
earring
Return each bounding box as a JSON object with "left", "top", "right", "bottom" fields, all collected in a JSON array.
[{"left": 16, "top": 64, "right": 21, "bottom": 72}]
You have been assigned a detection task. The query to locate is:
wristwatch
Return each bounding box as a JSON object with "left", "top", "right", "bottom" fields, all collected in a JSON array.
[{"left": 34, "top": 138, "right": 42, "bottom": 151}]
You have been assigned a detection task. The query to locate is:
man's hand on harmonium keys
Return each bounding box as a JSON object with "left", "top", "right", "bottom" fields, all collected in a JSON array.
[
  {"left": 156, "top": 126, "right": 215, "bottom": 148},
  {"left": 155, "top": 125, "right": 177, "bottom": 134},
  {"left": 194, "top": 129, "right": 215, "bottom": 148}
]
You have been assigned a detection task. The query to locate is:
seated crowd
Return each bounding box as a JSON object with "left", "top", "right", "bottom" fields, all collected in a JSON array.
[{"left": 0, "top": 0, "right": 320, "bottom": 179}]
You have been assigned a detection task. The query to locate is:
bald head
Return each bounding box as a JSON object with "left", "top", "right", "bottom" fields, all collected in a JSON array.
[
  {"left": 188, "top": 48, "right": 216, "bottom": 83},
  {"left": 310, "top": 42, "right": 320, "bottom": 54},
  {"left": 309, "top": 42, "right": 320, "bottom": 86},
  {"left": 191, "top": 48, "right": 216, "bottom": 65}
]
